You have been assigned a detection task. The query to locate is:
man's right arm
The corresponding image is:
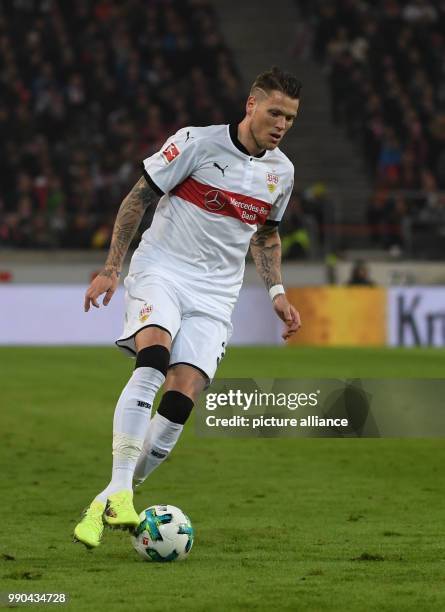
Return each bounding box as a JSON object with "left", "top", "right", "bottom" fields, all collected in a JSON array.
[{"left": 84, "top": 177, "right": 160, "bottom": 312}]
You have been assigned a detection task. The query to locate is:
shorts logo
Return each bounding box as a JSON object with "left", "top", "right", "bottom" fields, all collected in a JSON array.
[
  {"left": 139, "top": 303, "right": 153, "bottom": 322},
  {"left": 142, "top": 536, "right": 149, "bottom": 545},
  {"left": 267, "top": 172, "right": 279, "bottom": 193},
  {"left": 162, "top": 143, "right": 181, "bottom": 164},
  {"left": 204, "top": 189, "right": 228, "bottom": 212}
]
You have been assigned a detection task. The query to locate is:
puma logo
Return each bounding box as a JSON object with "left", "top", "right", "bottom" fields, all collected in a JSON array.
[{"left": 213, "top": 162, "right": 228, "bottom": 176}]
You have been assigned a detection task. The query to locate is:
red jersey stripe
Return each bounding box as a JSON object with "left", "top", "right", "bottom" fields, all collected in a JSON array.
[{"left": 171, "top": 177, "right": 271, "bottom": 225}]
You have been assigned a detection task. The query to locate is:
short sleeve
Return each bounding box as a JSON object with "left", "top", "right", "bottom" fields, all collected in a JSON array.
[
  {"left": 266, "top": 176, "right": 294, "bottom": 225},
  {"left": 142, "top": 128, "right": 200, "bottom": 195}
]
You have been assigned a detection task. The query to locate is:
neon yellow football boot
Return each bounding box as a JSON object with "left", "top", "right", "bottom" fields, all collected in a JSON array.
[
  {"left": 104, "top": 490, "right": 139, "bottom": 529},
  {"left": 73, "top": 500, "right": 105, "bottom": 548}
]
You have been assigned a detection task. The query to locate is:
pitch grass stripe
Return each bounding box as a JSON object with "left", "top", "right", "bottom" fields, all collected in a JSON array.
[{"left": 1, "top": 347, "right": 445, "bottom": 611}]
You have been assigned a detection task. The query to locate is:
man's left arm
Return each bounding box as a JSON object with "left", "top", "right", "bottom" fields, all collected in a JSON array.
[{"left": 250, "top": 223, "right": 301, "bottom": 340}]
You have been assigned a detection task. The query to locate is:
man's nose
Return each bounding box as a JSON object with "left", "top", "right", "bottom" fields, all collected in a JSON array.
[{"left": 276, "top": 117, "right": 286, "bottom": 131}]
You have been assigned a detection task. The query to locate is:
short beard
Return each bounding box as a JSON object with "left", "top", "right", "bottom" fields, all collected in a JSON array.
[{"left": 249, "top": 125, "right": 265, "bottom": 152}]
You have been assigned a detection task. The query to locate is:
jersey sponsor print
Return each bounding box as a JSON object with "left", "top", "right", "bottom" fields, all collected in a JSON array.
[
  {"left": 172, "top": 178, "right": 271, "bottom": 225},
  {"left": 134, "top": 124, "right": 294, "bottom": 305}
]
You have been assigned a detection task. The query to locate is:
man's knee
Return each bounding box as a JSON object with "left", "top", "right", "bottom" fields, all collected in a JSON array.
[
  {"left": 164, "top": 364, "right": 207, "bottom": 404},
  {"left": 135, "top": 345, "right": 170, "bottom": 376},
  {"left": 134, "top": 326, "right": 172, "bottom": 376},
  {"left": 135, "top": 325, "right": 171, "bottom": 352}
]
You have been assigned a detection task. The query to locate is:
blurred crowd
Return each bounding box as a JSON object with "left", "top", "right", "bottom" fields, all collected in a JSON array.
[
  {"left": 307, "top": 0, "right": 445, "bottom": 251},
  {"left": 4, "top": 1, "right": 445, "bottom": 256},
  {"left": 280, "top": 182, "right": 335, "bottom": 259},
  {"left": 0, "top": 0, "right": 243, "bottom": 248}
]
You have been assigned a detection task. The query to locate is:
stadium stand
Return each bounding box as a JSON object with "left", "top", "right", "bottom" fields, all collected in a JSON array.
[
  {"left": 307, "top": 0, "right": 445, "bottom": 255},
  {"left": 0, "top": 0, "right": 243, "bottom": 248}
]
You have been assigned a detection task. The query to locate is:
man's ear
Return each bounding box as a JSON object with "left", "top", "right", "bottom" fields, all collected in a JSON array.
[{"left": 246, "top": 95, "right": 257, "bottom": 117}]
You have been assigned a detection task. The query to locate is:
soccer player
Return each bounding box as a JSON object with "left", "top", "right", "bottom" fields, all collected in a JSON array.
[{"left": 74, "top": 67, "right": 302, "bottom": 548}]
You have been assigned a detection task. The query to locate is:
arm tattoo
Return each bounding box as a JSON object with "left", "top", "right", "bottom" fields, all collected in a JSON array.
[
  {"left": 102, "top": 176, "right": 159, "bottom": 276},
  {"left": 250, "top": 225, "right": 282, "bottom": 290}
]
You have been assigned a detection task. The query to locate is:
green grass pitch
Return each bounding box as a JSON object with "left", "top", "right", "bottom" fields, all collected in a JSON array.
[{"left": 1, "top": 346, "right": 445, "bottom": 611}]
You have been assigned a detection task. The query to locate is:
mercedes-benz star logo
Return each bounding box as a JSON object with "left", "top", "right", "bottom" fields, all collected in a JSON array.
[{"left": 204, "top": 189, "right": 228, "bottom": 212}]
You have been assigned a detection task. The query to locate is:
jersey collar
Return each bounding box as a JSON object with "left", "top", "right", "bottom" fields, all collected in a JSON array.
[{"left": 229, "top": 123, "right": 267, "bottom": 158}]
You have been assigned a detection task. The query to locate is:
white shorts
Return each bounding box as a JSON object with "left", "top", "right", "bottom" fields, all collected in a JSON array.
[{"left": 115, "top": 272, "right": 232, "bottom": 381}]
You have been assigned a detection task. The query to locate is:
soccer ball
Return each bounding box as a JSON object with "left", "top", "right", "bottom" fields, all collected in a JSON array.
[{"left": 131, "top": 505, "right": 194, "bottom": 562}]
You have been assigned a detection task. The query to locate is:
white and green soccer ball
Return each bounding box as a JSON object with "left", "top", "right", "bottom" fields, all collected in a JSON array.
[{"left": 131, "top": 505, "right": 194, "bottom": 562}]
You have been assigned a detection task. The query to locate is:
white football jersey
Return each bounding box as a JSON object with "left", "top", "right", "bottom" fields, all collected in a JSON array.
[{"left": 130, "top": 124, "right": 294, "bottom": 312}]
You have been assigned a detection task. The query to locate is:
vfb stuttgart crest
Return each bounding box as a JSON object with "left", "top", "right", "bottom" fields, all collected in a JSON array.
[
  {"left": 266, "top": 172, "right": 279, "bottom": 193},
  {"left": 139, "top": 303, "right": 153, "bottom": 323}
]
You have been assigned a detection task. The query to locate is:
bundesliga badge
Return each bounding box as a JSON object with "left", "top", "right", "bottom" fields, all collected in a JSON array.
[
  {"left": 162, "top": 142, "right": 181, "bottom": 164},
  {"left": 266, "top": 172, "right": 279, "bottom": 193},
  {"left": 139, "top": 303, "right": 153, "bottom": 323}
]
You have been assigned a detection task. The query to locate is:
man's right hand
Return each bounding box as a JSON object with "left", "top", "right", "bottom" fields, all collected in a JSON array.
[{"left": 84, "top": 268, "right": 120, "bottom": 312}]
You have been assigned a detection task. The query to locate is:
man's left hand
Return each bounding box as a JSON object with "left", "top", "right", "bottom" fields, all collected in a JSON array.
[{"left": 272, "top": 294, "right": 302, "bottom": 340}]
